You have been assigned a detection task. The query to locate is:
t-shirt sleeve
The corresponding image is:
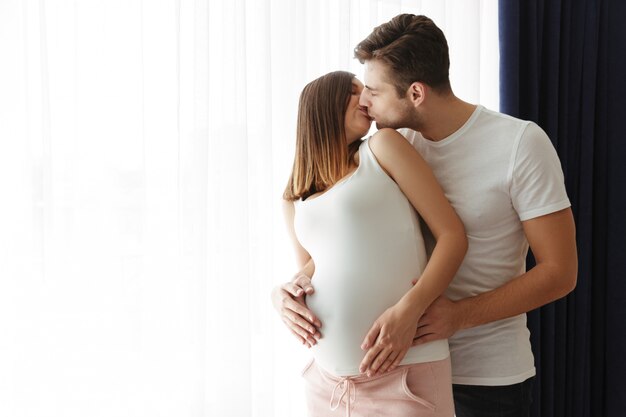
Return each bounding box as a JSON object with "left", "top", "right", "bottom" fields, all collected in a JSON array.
[
  {"left": 398, "top": 128, "right": 417, "bottom": 146},
  {"left": 510, "top": 122, "right": 571, "bottom": 221}
]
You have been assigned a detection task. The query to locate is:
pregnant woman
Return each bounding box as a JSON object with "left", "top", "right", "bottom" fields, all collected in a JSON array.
[{"left": 281, "top": 71, "right": 467, "bottom": 417}]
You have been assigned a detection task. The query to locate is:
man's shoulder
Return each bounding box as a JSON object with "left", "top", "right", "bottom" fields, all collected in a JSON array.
[
  {"left": 475, "top": 106, "right": 533, "bottom": 130},
  {"left": 466, "top": 107, "right": 542, "bottom": 147}
]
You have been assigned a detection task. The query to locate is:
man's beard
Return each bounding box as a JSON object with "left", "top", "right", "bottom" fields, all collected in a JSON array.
[
  {"left": 375, "top": 115, "right": 415, "bottom": 131},
  {"left": 375, "top": 121, "right": 391, "bottom": 130},
  {"left": 373, "top": 105, "right": 418, "bottom": 131},
  {"left": 373, "top": 115, "right": 403, "bottom": 130}
]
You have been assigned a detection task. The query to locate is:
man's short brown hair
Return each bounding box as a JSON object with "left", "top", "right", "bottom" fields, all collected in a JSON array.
[{"left": 354, "top": 14, "right": 451, "bottom": 97}]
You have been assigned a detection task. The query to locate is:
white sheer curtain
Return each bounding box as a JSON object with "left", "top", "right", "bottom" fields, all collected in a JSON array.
[{"left": 0, "top": 1, "right": 498, "bottom": 416}]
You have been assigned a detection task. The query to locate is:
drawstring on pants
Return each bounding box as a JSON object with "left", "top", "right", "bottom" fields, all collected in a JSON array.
[{"left": 329, "top": 376, "right": 356, "bottom": 417}]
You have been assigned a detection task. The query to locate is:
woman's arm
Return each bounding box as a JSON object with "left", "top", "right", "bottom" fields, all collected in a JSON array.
[
  {"left": 282, "top": 200, "right": 312, "bottom": 269},
  {"left": 270, "top": 200, "right": 321, "bottom": 347},
  {"left": 359, "top": 128, "right": 468, "bottom": 376}
]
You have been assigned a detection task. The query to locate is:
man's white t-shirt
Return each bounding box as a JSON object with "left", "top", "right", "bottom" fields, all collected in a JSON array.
[{"left": 401, "top": 105, "right": 571, "bottom": 386}]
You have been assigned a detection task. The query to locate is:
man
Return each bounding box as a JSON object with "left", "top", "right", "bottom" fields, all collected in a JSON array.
[{"left": 272, "top": 14, "right": 577, "bottom": 417}]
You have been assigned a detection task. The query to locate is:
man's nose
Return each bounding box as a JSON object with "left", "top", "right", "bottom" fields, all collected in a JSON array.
[{"left": 359, "top": 92, "right": 370, "bottom": 107}]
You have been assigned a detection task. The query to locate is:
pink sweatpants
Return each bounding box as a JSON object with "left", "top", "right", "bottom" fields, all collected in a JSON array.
[{"left": 301, "top": 356, "right": 454, "bottom": 417}]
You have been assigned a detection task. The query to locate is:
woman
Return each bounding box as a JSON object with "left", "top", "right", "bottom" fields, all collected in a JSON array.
[{"left": 281, "top": 71, "right": 467, "bottom": 416}]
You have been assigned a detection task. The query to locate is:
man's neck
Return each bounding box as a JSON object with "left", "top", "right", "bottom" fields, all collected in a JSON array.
[{"left": 416, "top": 96, "right": 477, "bottom": 142}]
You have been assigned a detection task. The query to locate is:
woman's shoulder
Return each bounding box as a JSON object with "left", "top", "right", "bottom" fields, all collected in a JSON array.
[{"left": 368, "top": 128, "right": 415, "bottom": 158}]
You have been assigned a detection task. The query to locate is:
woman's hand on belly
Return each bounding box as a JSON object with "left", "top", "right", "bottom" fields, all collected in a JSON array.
[
  {"left": 358, "top": 301, "right": 422, "bottom": 377},
  {"left": 271, "top": 274, "right": 322, "bottom": 347}
]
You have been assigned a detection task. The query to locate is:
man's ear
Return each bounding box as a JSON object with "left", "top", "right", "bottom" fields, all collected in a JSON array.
[{"left": 407, "top": 82, "right": 426, "bottom": 107}]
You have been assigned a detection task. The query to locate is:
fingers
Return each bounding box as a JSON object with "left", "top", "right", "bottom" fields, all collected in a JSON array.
[
  {"left": 285, "top": 325, "right": 308, "bottom": 346},
  {"left": 365, "top": 345, "right": 405, "bottom": 376},
  {"left": 368, "top": 349, "right": 391, "bottom": 376},
  {"left": 375, "top": 350, "right": 399, "bottom": 375},
  {"left": 283, "top": 305, "right": 319, "bottom": 337},
  {"left": 411, "top": 333, "right": 438, "bottom": 346},
  {"left": 380, "top": 346, "right": 408, "bottom": 374},
  {"left": 412, "top": 324, "right": 441, "bottom": 346},
  {"left": 280, "top": 288, "right": 322, "bottom": 327},
  {"left": 280, "top": 279, "right": 321, "bottom": 327},
  {"left": 274, "top": 275, "right": 321, "bottom": 348},
  {"left": 359, "top": 343, "right": 383, "bottom": 375},
  {"left": 361, "top": 323, "right": 380, "bottom": 351},
  {"left": 388, "top": 349, "right": 406, "bottom": 372},
  {"left": 282, "top": 281, "right": 307, "bottom": 298},
  {"left": 282, "top": 311, "right": 319, "bottom": 346},
  {"left": 292, "top": 274, "right": 315, "bottom": 295},
  {"left": 279, "top": 291, "right": 322, "bottom": 346},
  {"left": 282, "top": 298, "right": 320, "bottom": 333}
]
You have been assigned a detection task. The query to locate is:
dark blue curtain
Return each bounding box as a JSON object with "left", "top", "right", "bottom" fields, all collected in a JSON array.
[{"left": 499, "top": 1, "right": 626, "bottom": 417}]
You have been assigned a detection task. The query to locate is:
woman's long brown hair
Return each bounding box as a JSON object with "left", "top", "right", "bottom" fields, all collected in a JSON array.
[{"left": 283, "top": 71, "right": 362, "bottom": 201}]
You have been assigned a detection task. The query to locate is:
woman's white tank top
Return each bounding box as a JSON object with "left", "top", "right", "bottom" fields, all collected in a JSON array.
[{"left": 294, "top": 137, "right": 449, "bottom": 376}]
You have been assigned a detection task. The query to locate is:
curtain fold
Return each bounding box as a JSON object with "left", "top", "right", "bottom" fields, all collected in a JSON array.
[{"left": 499, "top": 1, "right": 626, "bottom": 416}]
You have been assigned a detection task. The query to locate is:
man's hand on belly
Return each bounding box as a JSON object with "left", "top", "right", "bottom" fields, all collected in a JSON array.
[
  {"left": 412, "top": 295, "right": 462, "bottom": 346},
  {"left": 271, "top": 274, "right": 322, "bottom": 348}
]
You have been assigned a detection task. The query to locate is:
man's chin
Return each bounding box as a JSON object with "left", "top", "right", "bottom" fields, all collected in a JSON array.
[{"left": 375, "top": 121, "right": 393, "bottom": 130}]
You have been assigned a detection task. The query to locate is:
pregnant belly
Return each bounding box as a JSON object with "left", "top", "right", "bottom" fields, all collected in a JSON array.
[{"left": 306, "top": 270, "right": 411, "bottom": 376}]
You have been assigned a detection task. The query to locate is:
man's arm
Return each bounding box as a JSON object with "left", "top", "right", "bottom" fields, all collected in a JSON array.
[{"left": 414, "top": 207, "right": 577, "bottom": 344}]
